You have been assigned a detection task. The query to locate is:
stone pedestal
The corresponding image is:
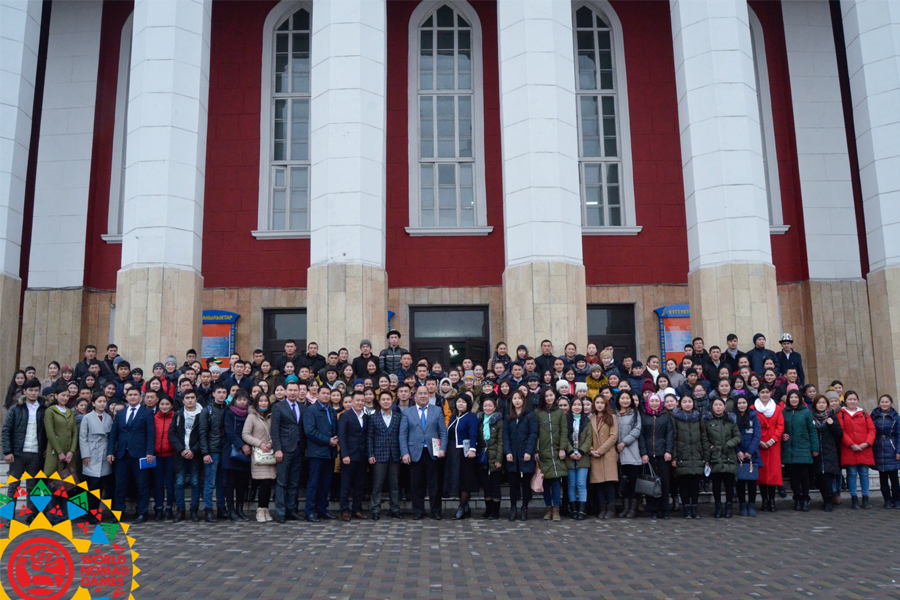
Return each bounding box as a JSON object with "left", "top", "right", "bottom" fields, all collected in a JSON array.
[
  {"left": 687, "top": 263, "right": 779, "bottom": 348},
  {"left": 306, "top": 264, "right": 387, "bottom": 353},
  {"left": 113, "top": 267, "right": 202, "bottom": 369},
  {"left": 867, "top": 267, "right": 900, "bottom": 401},
  {"left": 0, "top": 273, "right": 22, "bottom": 382},
  {"left": 503, "top": 262, "right": 587, "bottom": 353},
  {"left": 20, "top": 288, "right": 85, "bottom": 371}
]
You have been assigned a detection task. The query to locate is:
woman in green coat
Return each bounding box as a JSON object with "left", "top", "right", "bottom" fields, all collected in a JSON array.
[
  {"left": 477, "top": 397, "right": 505, "bottom": 520},
  {"left": 536, "top": 386, "right": 568, "bottom": 521},
  {"left": 671, "top": 395, "right": 709, "bottom": 519},
  {"left": 781, "top": 390, "right": 820, "bottom": 512},
  {"left": 44, "top": 386, "right": 78, "bottom": 475},
  {"left": 704, "top": 397, "right": 742, "bottom": 518},
  {"left": 564, "top": 396, "right": 592, "bottom": 520}
]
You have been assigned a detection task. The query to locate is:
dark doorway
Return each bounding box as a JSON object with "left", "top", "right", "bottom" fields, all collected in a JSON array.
[
  {"left": 409, "top": 306, "right": 490, "bottom": 370},
  {"left": 262, "top": 309, "right": 307, "bottom": 362},
  {"left": 587, "top": 304, "right": 637, "bottom": 362}
]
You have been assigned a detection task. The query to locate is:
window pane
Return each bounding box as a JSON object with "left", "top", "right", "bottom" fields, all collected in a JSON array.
[
  {"left": 423, "top": 16, "right": 433, "bottom": 27},
  {"left": 437, "top": 96, "right": 456, "bottom": 158},
  {"left": 420, "top": 96, "right": 434, "bottom": 158},
  {"left": 578, "top": 53, "right": 597, "bottom": 90},
  {"left": 293, "top": 9, "right": 309, "bottom": 31},
  {"left": 457, "top": 14, "right": 470, "bottom": 28},
  {"left": 276, "top": 33, "right": 288, "bottom": 53},
  {"left": 583, "top": 164, "right": 603, "bottom": 227},
  {"left": 602, "top": 96, "right": 617, "bottom": 157},
  {"left": 458, "top": 96, "right": 472, "bottom": 157},
  {"left": 436, "top": 5, "right": 454, "bottom": 27},
  {"left": 598, "top": 30, "right": 611, "bottom": 51},
  {"left": 274, "top": 167, "right": 285, "bottom": 188},
  {"left": 577, "top": 30, "right": 594, "bottom": 51},
  {"left": 438, "top": 164, "right": 456, "bottom": 227},
  {"left": 275, "top": 53, "right": 288, "bottom": 94},
  {"left": 458, "top": 48, "right": 471, "bottom": 90},
  {"left": 595, "top": 14, "right": 610, "bottom": 28},
  {"left": 420, "top": 30, "right": 433, "bottom": 91},
  {"left": 580, "top": 96, "right": 600, "bottom": 157},
  {"left": 291, "top": 99, "right": 309, "bottom": 161},
  {"left": 413, "top": 309, "right": 485, "bottom": 338},
  {"left": 267, "top": 310, "right": 307, "bottom": 340},
  {"left": 291, "top": 33, "right": 310, "bottom": 94},
  {"left": 421, "top": 164, "right": 435, "bottom": 225},
  {"left": 576, "top": 7, "right": 593, "bottom": 28},
  {"left": 273, "top": 100, "right": 286, "bottom": 160},
  {"left": 460, "top": 164, "right": 474, "bottom": 227},
  {"left": 587, "top": 306, "right": 635, "bottom": 336}
]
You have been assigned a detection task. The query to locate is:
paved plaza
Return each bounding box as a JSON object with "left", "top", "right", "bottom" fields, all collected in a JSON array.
[{"left": 128, "top": 504, "right": 899, "bottom": 600}]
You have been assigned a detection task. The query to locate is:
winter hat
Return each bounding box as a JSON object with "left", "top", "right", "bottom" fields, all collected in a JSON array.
[
  {"left": 113, "top": 356, "right": 124, "bottom": 365},
  {"left": 600, "top": 349, "right": 613, "bottom": 360},
  {"left": 632, "top": 361, "right": 643, "bottom": 368},
  {"left": 360, "top": 339, "right": 372, "bottom": 349},
  {"left": 526, "top": 373, "right": 540, "bottom": 382},
  {"left": 285, "top": 375, "right": 299, "bottom": 384},
  {"left": 439, "top": 377, "right": 452, "bottom": 390},
  {"left": 786, "top": 383, "right": 800, "bottom": 393},
  {"left": 642, "top": 379, "right": 656, "bottom": 394},
  {"left": 165, "top": 355, "right": 177, "bottom": 366},
  {"left": 352, "top": 378, "right": 365, "bottom": 387},
  {"left": 825, "top": 391, "right": 840, "bottom": 402},
  {"left": 574, "top": 354, "right": 586, "bottom": 364},
  {"left": 589, "top": 364, "right": 603, "bottom": 373},
  {"left": 555, "top": 380, "right": 570, "bottom": 393},
  {"left": 574, "top": 382, "right": 588, "bottom": 393},
  {"left": 209, "top": 364, "right": 221, "bottom": 373},
  {"left": 463, "top": 370, "right": 476, "bottom": 381},
  {"left": 645, "top": 393, "right": 664, "bottom": 415},
  {"left": 153, "top": 362, "right": 165, "bottom": 371},
  {"left": 752, "top": 333, "right": 765, "bottom": 344}
]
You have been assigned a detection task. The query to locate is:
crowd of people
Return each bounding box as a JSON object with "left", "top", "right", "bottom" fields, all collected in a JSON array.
[{"left": 3, "top": 330, "right": 899, "bottom": 525}]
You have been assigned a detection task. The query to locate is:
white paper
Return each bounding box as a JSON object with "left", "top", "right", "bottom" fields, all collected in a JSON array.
[
  {"left": 431, "top": 438, "right": 441, "bottom": 456},
  {"left": 463, "top": 440, "right": 471, "bottom": 454},
  {"left": 704, "top": 464, "right": 712, "bottom": 477}
]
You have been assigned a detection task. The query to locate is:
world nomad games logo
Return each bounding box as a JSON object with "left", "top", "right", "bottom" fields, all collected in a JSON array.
[{"left": 0, "top": 472, "right": 139, "bottom": 600}]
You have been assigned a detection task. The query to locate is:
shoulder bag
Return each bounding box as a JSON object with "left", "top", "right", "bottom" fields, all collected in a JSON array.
[
  {"left": 251, "top": 416, "right": 276, "bottom": 466},
  {"left": 635, "top": 461, "right": 662, "bottom": 498}
]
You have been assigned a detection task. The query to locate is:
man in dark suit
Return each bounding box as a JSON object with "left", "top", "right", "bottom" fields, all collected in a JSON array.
[
  {"left": 107, "top": 387, "right": 155, "bottom": 522},
  {"left": 400, "top": 386, "right": 448, "bottom": 520},
  {"left": 368, "top": 389, "right": 402, "bottom": 520},
  {"left": 271, "top": 380, "right": 306, "bottom": 523},
  {"left": 303, "top": 386, "right": 339, "bottom": 522},
  {"left": 338, "top": 390, "right": 368, "bottom": 520}
]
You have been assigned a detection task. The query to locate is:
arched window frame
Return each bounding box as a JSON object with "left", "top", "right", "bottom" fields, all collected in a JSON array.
[
  {"left": 103, "top": 12, "right": 133, "bottom": 244},
  {"left": 748, "top": 7, "right": 788, "bottom": 234},
  {"left": 254, "top": 0, "right": 313, "bottom": 239},
  {"left": 572, "top": 1, "right": 639, "bottom": 235},
  {"left": 406, "top": 1, "right": 491, "bottom": 236}
]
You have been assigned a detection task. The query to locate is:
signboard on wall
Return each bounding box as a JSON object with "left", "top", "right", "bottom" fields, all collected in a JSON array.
[
  {"left": 654, "top": 304, "right": 690, "bottom": 366},
  {"left": 202, "top": 310, "right": 240, "bottom": 369}
]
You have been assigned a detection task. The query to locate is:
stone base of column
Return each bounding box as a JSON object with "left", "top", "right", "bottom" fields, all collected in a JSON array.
[
  {"left": 867, "top": 266, "right": 900, "bottom": 401},
  {"left": 0, "top": 273, "right": 22, "bottom": 382},
  {"left": 502, "top": 262, "right": 587, "bottom": 353},
  {"left": 20, "top": 288, "right": 85, "bottom": 372},
  {"left": 114, "top": 266, "right": 203, "bottom": 369},
  {"left": 688, "top": 263, "right": 780, "bottom": 348},
  {"left": 306, "top": 264, "right": 387, "bottom": 352}
]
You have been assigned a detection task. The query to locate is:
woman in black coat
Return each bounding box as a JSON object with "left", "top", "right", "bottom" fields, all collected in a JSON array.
[
  {"left": 811, "top": 395, "right": 843, "bottom": 511},
  {"left": 503, "top": 391, "right": 537, "bottom": 521},
  {"left": 640, "top": 393, "right": 674, "bottom": 519}
]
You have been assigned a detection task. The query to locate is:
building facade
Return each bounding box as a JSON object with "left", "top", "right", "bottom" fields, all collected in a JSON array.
[{"left": 1, "top": 0, "right": 897, "bottom": 402}]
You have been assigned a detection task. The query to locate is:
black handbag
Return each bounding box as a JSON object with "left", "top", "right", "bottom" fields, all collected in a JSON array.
[
  {"left": 737, "top": 459, "right": 758, "bottom": 481},
  {"left": 635, "top": 462, "right": 662, "bottom": 498}
]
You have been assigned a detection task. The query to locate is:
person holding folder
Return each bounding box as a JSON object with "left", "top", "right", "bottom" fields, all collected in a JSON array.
[
  {"left": 400, "top": 386, "right": 448, "bottom": 520},
  {"left": 107, "top": 387, "right": 155, "bottom": 523}
]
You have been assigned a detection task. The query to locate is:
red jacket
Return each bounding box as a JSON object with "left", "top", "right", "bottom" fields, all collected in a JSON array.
[
  {"left": 154, "top": 410, "right": 175, "bottom": 457},
  {"left": 757, "top": 403, "right": 785, "bottom": 486},
  {"left": 837, "top": 408, "right": 875, "bottom": 466},
  {"left": 144, "top": 379, "right": 176, "bottom": 399}
]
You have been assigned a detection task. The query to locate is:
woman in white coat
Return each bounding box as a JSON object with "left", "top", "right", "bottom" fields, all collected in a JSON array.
[{"left": 79, "top": 396, "right": 114, "bottom": 498}]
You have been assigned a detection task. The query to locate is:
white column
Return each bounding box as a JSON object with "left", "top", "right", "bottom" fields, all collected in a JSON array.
[
  {"left": 0, "top": 0, "right": 42, "bottom": 380},
  {"left": 19, "top": 1, "right": 103, "bottom": 372},
  {"left": 671, "top": 0, "right": 780, "bottom": 346},
  {"left": 497, "top": 0, "right": 587, "bottom": 352},
  {"left": 306, "top": 0, "right": 387, "bottom": 351},
  {"left": 114, "top": 0, "right": 211, "bottom": 367},
  {"left": 841, "top": 0, "right": 900, "bottom": 399},
  {"left": 781, "top": 0, "right": 873, "bottom": 400}
]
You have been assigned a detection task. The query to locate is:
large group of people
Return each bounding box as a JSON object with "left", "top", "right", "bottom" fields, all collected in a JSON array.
[{"left": 3, "top": 329, "right": 899, "bottom": 525}]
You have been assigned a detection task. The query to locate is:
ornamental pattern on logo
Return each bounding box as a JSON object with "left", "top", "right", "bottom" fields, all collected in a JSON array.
[{"left": 0, "top": 472, "right": 139, "bottom": 600}]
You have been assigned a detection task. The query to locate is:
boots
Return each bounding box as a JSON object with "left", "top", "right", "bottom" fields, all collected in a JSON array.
[
  {"left": 577, "top": 501, "right": 587, "bottom": 520},
  {"left": 851, "top": 495, "right": 860, "bottom": 509},
  {"left": 481, "top": 501, "right": 492, "bottom": 519},
  {"left": 190, "top": 508, "right": 200, "bottom": 522},
  {"left": 205, "top": 508, "right": 217, "bottom": 523},
  {"left": 724, "top": 502, "right": 733, "bottom": 518},
  {"left": 833, "top": 493, "right": 842, "bottom": 505},
  {"left": 794, "top": 498, "right": 802, "bottom": 511},
  {"left": 604, "top": 505, "right": 614, "bottom": 520},
  {"left": 570, "top": 501, "right": 579, "bottom": 520},
  {"left": 551, "top": 507, "right": 561, "bottom": 521},
  {"left": 617, "top": 498, "right": 631, "bottom": 518},
  {"left": 625, "top": 499, "right": 637, "bottom": 519},
  {"left": 543, "top": 507, "right": 553, "bottom": 521},
  {"left": 824, "top": 499, "right": 833, "bottom": 512},
  {"left": 509, "top": 505, "right": 518, "bottom": 522},
  {"left": 491, "top": 501, "right": 501, "bottom": 520},
  {"left": 861, "top": 495, "right": 871, "bottom": 509},
  {"left": 739, "top": 502, "right": 748, "bottom": 516},
  {"left": 683, "top": 505, "right": 691, "bottom": 519},
  {"left": 217, "top": 507, "right": 228, "bottom": 520},
  {"left": 236, "top": 504, "right": 250, "bottom": 521},
  {"left": 714, "top": 502, "right": 723, "bottom": 518},
  {"left": 228, "top": 509, "right": 240, "bottom": 522},
  {"left": 173, "top": 509, "right": 185, "bottom": 523},
  {"left": 802, "top": 499, "right": 810, "bottom": 512},
  {"left": 154, "top": 507, "right": 164, "bottom": 522},
  {"left": 165, "top": 508, "right": 173, "bottom": 521},
  {"left": 452, "top": 504, "right": 468, "bottom": 520},
  {"left": 747, "top": 503, "right": 757, "bottom": 517},
  {"left": 519, "top": 503, "right": 528, "bottom": 521},
  {"left": 691, "top": 504, "right": 700, "bottom": 519}
]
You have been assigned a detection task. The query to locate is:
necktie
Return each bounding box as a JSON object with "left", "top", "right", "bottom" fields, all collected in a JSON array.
[
  {"left": 420, "top": 408, "right": 427, "bottom": 430},
  {"left": 325, "top": 407, "right": 333, "bottom": 428},
  {"left": 126, "top": 408, "right": 135, "bottom": 426},
  {"left": 292, "top": 402, "right": 300, "bottom": 423}
]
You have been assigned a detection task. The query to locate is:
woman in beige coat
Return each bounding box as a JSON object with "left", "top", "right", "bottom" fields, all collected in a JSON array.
[
  {"left": 589, "top": 395, "right": 619, "bottom": 519},
  {"left": 242, "top": 394, "right": 276, "bottom": 522}
]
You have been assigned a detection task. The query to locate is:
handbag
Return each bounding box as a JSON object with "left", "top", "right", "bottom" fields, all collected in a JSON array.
[
  {"left": 230, "top": 446, "right": 251, "bottom": 463},
  {"left": 252, "top": 416, "right": 276, "bottom": 466},
  {"left": 737, "top": 459, "right": 758, "bottom": 481},
  {"left": 634, "top": 461, "right": 662, "bottom": 498},
  {"left": 57, "top": 466, "right": 81, "bottom": 484},
  {"left": 530, "top": 466, "right": 544, "bottom": 493}
]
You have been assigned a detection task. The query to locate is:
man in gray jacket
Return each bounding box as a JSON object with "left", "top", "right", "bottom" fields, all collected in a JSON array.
[{"left": 400, "top": 386, "right": 448, "bottom": 520}]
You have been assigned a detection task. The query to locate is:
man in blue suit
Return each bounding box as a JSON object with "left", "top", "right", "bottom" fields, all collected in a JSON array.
[
  {"left": 302, "top": 385, "right": 338, "bottom": 522},
  {"left": 107, "top": 387, "right": 155, "bottom": 523},
  {"left": 271, "top": 381, "right": 306, "bottom": 523},
  {"left": 400, "top": 385, "right": 448, "bottom": 520}
]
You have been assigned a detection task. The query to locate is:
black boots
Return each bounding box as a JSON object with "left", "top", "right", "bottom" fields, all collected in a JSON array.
[
  {"left": 452, "top": 504, "right": 469, "bottom": 520},
  {"left": 508, "top": 505, "right": 518, "bottom": 521},
  {"left": 154, "top": 508, "right": 165, "bottom": 521},
  {"left": 851, "top": 496, "right": 860, "bottom": 509},
  {"left": 489, "top": 501, "right": 501, "bottom": 520},
  {"left": 683, "top": 505, "right": 691, "bottom": 519},
  {"left": 802, "top": 499, "right": 811, "bottom": 512},
  {"left": 190, "top": 508, "right": 200, "bottom": 522},
  {"left": 861, "top": 496, "right": 871, "bottom": 509},
  {"left": 714, "top": 502, "right": 723, "bottom": 518},
  {"left": 691, "top": 504, "right": 700, "bottom": 519},
  {"left": 481, "top": 502, "right": 491, "bottom": 519},
  {"left": 205, "top": 508, "right": 217, "bottom": 523},
  {"left": 236, "top": 504, "right": 250, "bottom": 521},
  {"left": 173, "top": 509, "right": 185, "bottom": 523},
  {"left": 724, "top": 502, "right": 733, "bottom": 518},
  {"left": 519, "top": 503, "right": 528, "bottom": 521}
]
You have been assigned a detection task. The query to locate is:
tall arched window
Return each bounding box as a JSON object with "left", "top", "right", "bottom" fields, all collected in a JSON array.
[
  {"left": 573, "top": 2, "right": 638, "bottom": 235},
  {"left": 103, "top": 13, "right": 133, "bottom": 243},
  {"left": 255, "top": 1, "right": 312, "bottom": 239},
  {"left": 748, "top": 7, "right": 787, "bottom": 234},
  {"left": 407, "top": 1, "right": 490, "bottom": 236}
]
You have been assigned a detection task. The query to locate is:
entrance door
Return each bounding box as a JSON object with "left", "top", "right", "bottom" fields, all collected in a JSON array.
[
  {"left": 587, "top": 304, "right": 637, "bottom": 361},
  {"left": 262, "top": 309, "right": 307, "bottom": 362},
  {"left": 409, "top": 306, "right": 490, "bottom": 369}
]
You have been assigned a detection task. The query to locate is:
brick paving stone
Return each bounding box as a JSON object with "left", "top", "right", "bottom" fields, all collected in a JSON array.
[{"left": 125, "top": 506, "right": 899, "bottom": 600}]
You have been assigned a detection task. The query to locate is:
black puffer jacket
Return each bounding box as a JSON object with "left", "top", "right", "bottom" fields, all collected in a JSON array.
[
  {"left": 640, "top": 411, "right": 674, "bottom": 458},
  {"left": 812, "top": 409, "right": 843, "bottom": 476},
  {"left": 199, "top": 401, "right": 228, "bottom": 456},
  {"left": 2, "top": 396, "right": 48, "bottom": 456},
  {"left": 503, "top": 410, "right": 537, "bottom": 474}
]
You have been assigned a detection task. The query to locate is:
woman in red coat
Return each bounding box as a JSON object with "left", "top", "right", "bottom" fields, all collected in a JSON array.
[
  {"left": 754, "top": 385, "right": 784, "bottom": 512},
  {"left": 837, "top": 390, "right": 875, "bottom": 509}
]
